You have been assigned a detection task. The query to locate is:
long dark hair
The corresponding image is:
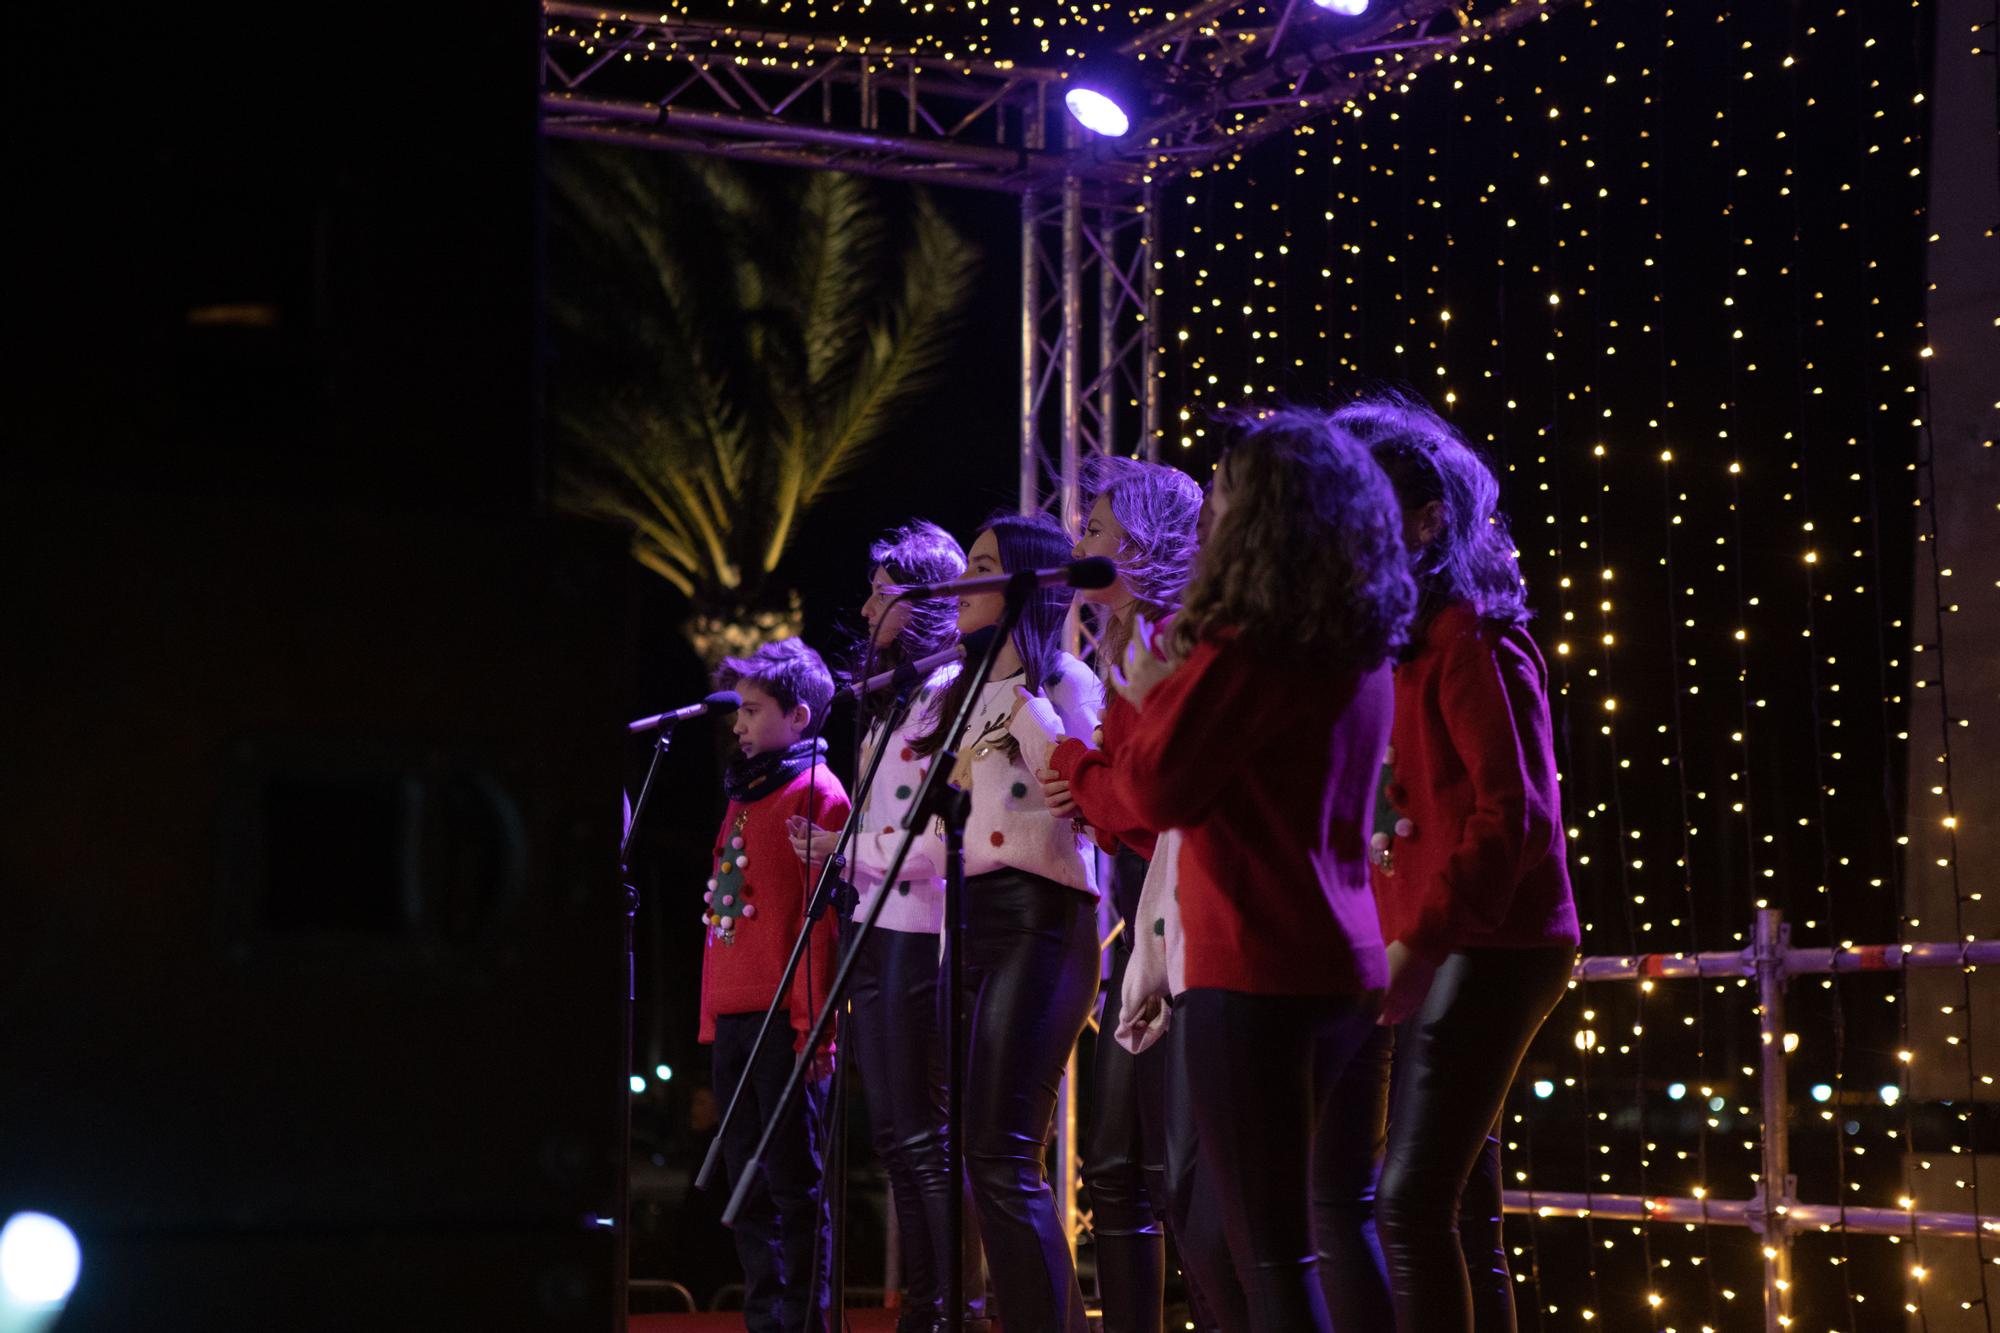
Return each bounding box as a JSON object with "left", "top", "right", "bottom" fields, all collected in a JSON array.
[
  {"left": 842, "top": 520, "right": 966, "bottom": 727},
  {"left": 1332, "top": 390, "right": 1532, "bottom": 634},
  {"left": 1173, "top": 408, "right": 1416, "bottom": 673},
  {"left": 910, "top": 511, "right": 1076, "bottom": 758}
]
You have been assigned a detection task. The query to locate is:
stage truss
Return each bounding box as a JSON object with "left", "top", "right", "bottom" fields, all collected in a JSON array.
[
  {"left": 543, "top": 0, "right": 1571, "bottom": 1281},
  {"left": 543, "top": 0, "right": 1556, "bottom": 512}
]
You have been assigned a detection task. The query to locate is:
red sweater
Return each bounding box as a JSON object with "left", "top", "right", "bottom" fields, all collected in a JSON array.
[
  {"left": 1051, "top": 632, "right": 1392, "bottom": 996},
  {"left": 1063, "top": 692, "right": 1159, "bottom": 860},
  {"left": 1373, "top": 602, "right": 1581, "bottom": 962},
  {"left": 698, "top": 765, "right": 851, "bottom": 1049}
]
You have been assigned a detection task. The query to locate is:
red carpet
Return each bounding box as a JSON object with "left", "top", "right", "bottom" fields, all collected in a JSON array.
[{"left": 631, "top": 1313, "right": 900, "bottom": 1331}]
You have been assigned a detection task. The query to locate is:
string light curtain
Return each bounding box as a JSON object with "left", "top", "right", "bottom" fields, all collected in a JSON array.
[{"left": 1157, "top": 1, "right": 1965, "bottom": 1328}]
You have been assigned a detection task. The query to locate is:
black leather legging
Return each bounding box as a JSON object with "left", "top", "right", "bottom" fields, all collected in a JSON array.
[
  {"left": 950, "top": 869, "right": 1100, "bottom": 1333},
  {"left": 1377, "top": 947, "right": 1576, "bottom": 1333},
  {"left": 1157, "top": 1006, "right": 1239, "bottom": 1333},
  {"left": 1179, "top": 988, "right": 1389, "bottom": 1333},
  {"left": 1085, "top": 932, "right": 1165, "bottom": 1333},
  {"left": 847, "top": 920, "right": 973, "bottom": 1327}
]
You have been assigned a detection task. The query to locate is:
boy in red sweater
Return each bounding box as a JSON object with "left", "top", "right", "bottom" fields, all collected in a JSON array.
[{"left": 701, "top": 638, "right": 850, "bottom": 1333}]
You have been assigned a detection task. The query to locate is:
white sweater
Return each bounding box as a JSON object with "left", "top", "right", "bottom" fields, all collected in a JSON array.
[
  {"left": 847, "top": 668, "right": 955, "bottom": 934},
  {"left": 919, "top": 652, "right": 1103, "bottom": 896}
]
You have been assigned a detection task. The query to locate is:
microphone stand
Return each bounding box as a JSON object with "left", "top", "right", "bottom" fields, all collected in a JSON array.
[
  {"left": 724, "top": 573, "right": 1035, "bottom": 1333},
  {"left": 617, "top": 719, "right": 681, "bottom": 1331}
]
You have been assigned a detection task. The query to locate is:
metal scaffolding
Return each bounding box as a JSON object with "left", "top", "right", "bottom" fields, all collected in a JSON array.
[{"left": 1505, "top": 911, "right": 2000, "bottom": 1333}]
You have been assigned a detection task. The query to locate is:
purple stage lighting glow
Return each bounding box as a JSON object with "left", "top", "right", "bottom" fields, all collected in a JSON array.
[
  {"left": 1063, "top": 88, "right": 1131, "bottom": 138},
  {"left": 1312, "top": 0, "right": 1370, "bottom": 13}
]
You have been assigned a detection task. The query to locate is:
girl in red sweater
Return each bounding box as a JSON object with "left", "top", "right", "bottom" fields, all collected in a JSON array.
[
  {"left": 1335, "top": 392, "right": 1581, "bottom": 1333},
  {"left": 1053, "top": 411, "right": 1416, "bottom": 1333}
]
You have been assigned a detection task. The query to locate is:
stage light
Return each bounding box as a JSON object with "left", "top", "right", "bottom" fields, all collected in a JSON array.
[
  {"left": 1811, "top": 1084, "right": 1834, "bottom": 1103},
  {"left": 1311, "top": 0, "right": 1371, "bottom": 14},
  {"left": 1533, "top": 1079, "right": 1555, "bottom": 1099},
  {"left": 629, "top": 1074, "right": 647, "bottom": 1094},
  {"left": 1666, "top": 1082, "right": 1687, "bottom": 1100},
  {"left": 0, "top": 1212, "right": 81, "bottom": 1309},
  {"left": 655, "top": 1063, "right": 674, "bottom": 1082},
  {"left": 1064, "top": 87, "right": 1132, "bottom": 139}
]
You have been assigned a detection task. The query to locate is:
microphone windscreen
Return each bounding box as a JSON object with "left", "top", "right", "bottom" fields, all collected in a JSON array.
[
  {"left": 1068, "top": 556, "right": 1118, "bottom": 590},
  {"left": 706, "top": 690, "right": 743, "bottom": 713}
]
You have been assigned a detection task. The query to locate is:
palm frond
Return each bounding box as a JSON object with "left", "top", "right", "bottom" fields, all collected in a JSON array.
[
  {"left": 792, "top": 191, "right": 980, "bottom": 510},
  {"left": 550, "top": 152, "right": 977, "bottom": 615}
]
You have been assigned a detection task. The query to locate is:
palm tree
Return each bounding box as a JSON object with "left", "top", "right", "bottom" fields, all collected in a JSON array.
[{"left": 549, "top": 146, "right": 979, "bottom": 659}]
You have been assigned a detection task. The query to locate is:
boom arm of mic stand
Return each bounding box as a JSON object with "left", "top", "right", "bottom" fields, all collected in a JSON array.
[
  {"left": 694, "top": 687, "right": 918, "bottom": 1193},
  {"left": 722, "top": 588, "right": 1026, "bottom": 1230}
]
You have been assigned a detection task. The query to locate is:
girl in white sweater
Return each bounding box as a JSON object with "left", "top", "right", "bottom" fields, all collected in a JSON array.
[
  {"left": 906, "top": 511, "right": 1102, "bottom": 1333},
  {"left": 788, "top": 520, "right": 970, "bottom": 1332}
]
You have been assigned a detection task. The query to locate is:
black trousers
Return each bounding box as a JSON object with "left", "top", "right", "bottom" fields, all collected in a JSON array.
[
  {"left": 713, "top": 1010, "right": 833, "bottom": 1333},
  {"left": 847, "top": 921, "right": 978, "bottom": 1327},
  {"left": 1156, "top": 1002, "right": 1237, "bottom": 1333},
  {"left": 1179, "top": 988, "right": 1389, "bottom": 1333},
  {"left": 1084, "top": 932, "right": 1165, "bottom": 1333},
  {"left": 1378, "top": 947, "right": 1576, "bottom": 1333},
  {"left": 950, "top": 869, "right": 1100, "bottom": 1333}
]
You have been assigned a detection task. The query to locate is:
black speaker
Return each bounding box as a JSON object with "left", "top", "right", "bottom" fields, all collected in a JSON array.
[{"left": 0, "top": 494, "right": 634, "bottom": 1331}]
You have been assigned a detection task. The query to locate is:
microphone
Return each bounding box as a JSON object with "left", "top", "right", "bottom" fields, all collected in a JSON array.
[
  {"left": 887, "top": 556, "right": 1116, "bottom": 600},
  {"left": 627, "top": 690, "right": 741, "bottom": 734},
  {"left": 845, "top": 627, "right": 999, "bottom": 700}
]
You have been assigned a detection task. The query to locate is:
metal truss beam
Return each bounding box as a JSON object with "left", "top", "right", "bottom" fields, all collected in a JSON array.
[
  {"left": 543, "top": 3, "right": 1142, "bottom": 196},
  {"left": 1017, "top": 181, "right": 1161, "bottom": 523},
  {"left": 541, "top": 1, "right": 1565, "bottom": 191}
]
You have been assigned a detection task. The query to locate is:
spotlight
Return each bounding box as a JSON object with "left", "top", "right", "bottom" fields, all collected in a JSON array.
[
  {"left": 1532, "top": 1079, "right": 1555, "bottom": 1099},
  {"left": 655, "top": 1063, "right": 674, "bottom": 1082},
  {"left": 1312, "top": 0, "right": 1371, "bottom": 13},
  {"left": 1810, "top": 1083, "right": 1834, "bottom": 1103},
  {"left": 1061, "top": 49, "right": 1149, "bottom": 138},
  {"left": 1666, "top": 1082, "right": 1687, "bottom": 1101},
  {"left": 1064, "top": 87, "right": 1132, "bottom": 139},
  {"left": 1879, "top": 1083, "right": 1902, "bottom": 1106},
  {"left": 628, "top": 1074, "right": 647, "bottom": 1094},
  {"left": 0, "top": 1211, "right": 82, "bottom": 1311}
]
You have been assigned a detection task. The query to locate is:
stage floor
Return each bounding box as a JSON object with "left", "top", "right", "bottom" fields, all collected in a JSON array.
[{"left": 633, "top": 1314, "right": 900, "bottom": 1331}]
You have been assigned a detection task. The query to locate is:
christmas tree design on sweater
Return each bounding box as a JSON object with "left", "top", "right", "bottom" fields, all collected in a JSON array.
[{"left": 703, "top": 809, "right": 756, "bottom": 943}]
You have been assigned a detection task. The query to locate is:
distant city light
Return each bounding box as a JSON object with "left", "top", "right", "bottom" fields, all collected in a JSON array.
[
  {"left": 1810, "top": 1084, "right": 1833, "bottom": 1103},
  {"left": 629, "top": 1075, "right": 647, "bottom": 1094},
  {"left": 655, "top": 1064, "right": 674, "bottom": 1082},
  {"left": 1533, "top": 1080, "right": 1555, "bottom": 1099},
  {"left": 1666, "top": 1082, "right": 1687, "bottom": 1101},
  {"left": 1880, "top": 1083, "right": 1902, "bottom": 1106}
]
